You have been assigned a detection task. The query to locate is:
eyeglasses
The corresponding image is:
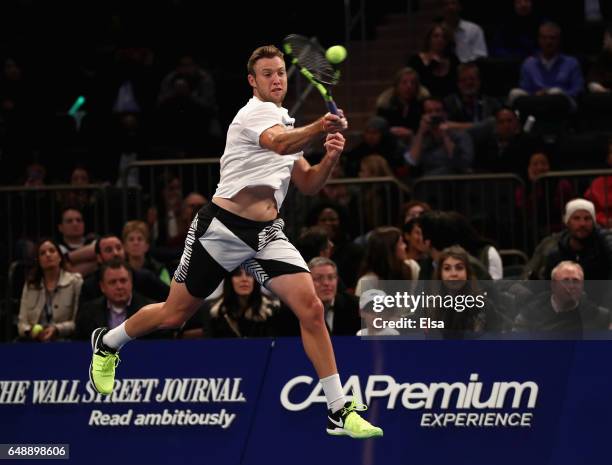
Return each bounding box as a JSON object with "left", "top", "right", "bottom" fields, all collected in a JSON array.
[{"left": 312, "top": 274, "right": 338, "bottom": 283}]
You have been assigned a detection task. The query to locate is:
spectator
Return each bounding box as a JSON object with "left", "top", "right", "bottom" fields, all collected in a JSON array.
[
  {"left": 441, "top": 0, "right": 488, "bottom": 63},
  {"left": 75, "top": 259, "right": 167, "bottom": 340},
  {"left": 277, "top": 257, "right": 361, "bottom": 337},
  {"left": 509, "top": 22, "right": 584, "bottom": 104},
  {"left": 405, "top": 97, "right": 474, "bottom": 176},
  {"left": 400, "top": 200, "right": 432, "bottom": 223},
  {"left": 295, "top": 226, "right": 333, "bottom": 264},
  {"left": 92, "top": 45, "right": 158, "bottom": 117},
  {"left": 444, "top": 62, "right": 501, "bottom": 131},
  {"left": 402, "top": 218, "right": 427, "bottom": 267},
  {"left": 430, "top": 245, "right": 489, "bottom": 338},
  {"left": 513, "top": 261, "right": 611, "bottom": 336},
  {"left": 307, "top": 202, "right": 364, "bottom": 290},
  {"left": 318, "top": 163, "right": 356, "bottom": 210},
  {"left": 112, "top": 113, "right": 147, "bottom": 187},
  {"left": 358, "top": 154, "right": 397, "bottom": 232},
  {"left": 587, "top": 25, "right": 612, "bottom": 93},
  {"left": 79, "top": 234, "right": 169, "bottom": 304},
  {"left": 18, "top": 238, "right": 83, "bottom": 341},
  {"left": 515, "top": 150, "right": 575, "bottom": 237},
  {"left": 345, "top": 116, "right": 406, "bottom": 177},
  {"left": 417, "top": 210, "right": 492, "bottom": 280},
  {"left": 58, "top": 165, "right": 97, "bottom": 215},
  {"left": 56, "top": 207, "right": 98, "bottom": 277},
  {"left": 355, "top": 226, "right": 415, "bottom": 296},
  {"left": 584, "top": 138, "right": 612, "bottom": 227},
  {"left": 202, "top": 267, "right": 280, "bottom": 338},
  {"left": 23, "top": 161, "right": 46, "bottom": 186},
  {"left": 157, "top": 54, "right": 222, "bottom": 153},
  {"left": 310, "top": 257, "right": 360, "bottom": 335},
  {"left": 408, "top": 23, "right": 459, "bottom": 97},
  {"left": 469, "top": 106, "right": 535, "bottom": 174},
  {"left": 491, "top": 0, "right": 541, "bottom": 59},
  {"left": 527, "top": 199, "right": 612, "bottom": 306},
  {"left": 147, "top": 172, "right": 184, "bottom": 248},
  {"left": 543, "top": 199, "right": 612, "bottom": 283},
  {"left": 122, "top": 220, "right": 171, "bottom": 285},
  {"left": 356, "top": 289, "right": 400, "bottom": 337},
  {"left": 445, "top": 211, "right": 504, "bottom": 279},
  {"left": 181, "top": 192, "right": 207, "bottom": 225},
  {"left": 376, "top": 67, "right": 429, "bottom": 144}
]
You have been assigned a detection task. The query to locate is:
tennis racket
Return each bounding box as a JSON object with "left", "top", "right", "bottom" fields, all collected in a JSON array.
[{"left": 282, "top": 34, "right": 341, "bottom": 115}]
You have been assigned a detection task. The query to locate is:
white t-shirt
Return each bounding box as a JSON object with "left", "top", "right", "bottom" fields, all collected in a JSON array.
[
  {"left": 454, "top": 19, "right": 488, "bottom": 63},
  {"left": 214, "top": 97, "right": 303, "bottom": 209}
]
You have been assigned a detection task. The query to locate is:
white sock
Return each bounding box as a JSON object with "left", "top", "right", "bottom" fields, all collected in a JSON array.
[
  {"left": 320, "top": 373, "right": 346, "bottom": 413},
  {"left": 102, "top": 322, "right": 133, "bottom": 351}
]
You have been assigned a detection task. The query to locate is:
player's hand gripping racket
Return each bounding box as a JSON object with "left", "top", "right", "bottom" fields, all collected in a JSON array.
[{"left": 283, "top": 34, "right": 341, "bottom": 115}]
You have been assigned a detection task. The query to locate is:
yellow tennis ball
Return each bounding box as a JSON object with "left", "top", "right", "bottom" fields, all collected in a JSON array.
[
  {"left": 31, "top": 324, "right": 43, "bottom": 337},
  {"left": 325, "top": 45, "right": 347, "bottom": 64}
]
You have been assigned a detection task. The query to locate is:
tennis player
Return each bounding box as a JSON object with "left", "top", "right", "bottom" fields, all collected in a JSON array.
[{"left": 89, "top": 44, "right": 382, "bottom": 438}]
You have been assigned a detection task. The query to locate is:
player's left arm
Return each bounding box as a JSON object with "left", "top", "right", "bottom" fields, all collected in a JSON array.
[{"left": 291, "top": 132, "right": 345, "bottom": 195}]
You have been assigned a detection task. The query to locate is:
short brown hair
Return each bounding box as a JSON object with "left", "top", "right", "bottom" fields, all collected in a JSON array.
[
  {"left": 247, "top": 45, "right": 284, "bottom": 76},
  {"left": 122, "top": 220, "right": 150, "bottom": 244}
]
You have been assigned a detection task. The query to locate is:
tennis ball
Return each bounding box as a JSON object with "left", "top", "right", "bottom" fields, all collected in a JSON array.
[
  {"left": 31, "top": 324, "right": 43, "bottom": 338},
  {"left": 325, "top": 45, "right": 347, "bottom": 64}
]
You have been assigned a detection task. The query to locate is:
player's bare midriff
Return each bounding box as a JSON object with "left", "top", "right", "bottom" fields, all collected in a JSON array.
[{"left": 212, "top": 186, "right": 278, "bottom": 222}]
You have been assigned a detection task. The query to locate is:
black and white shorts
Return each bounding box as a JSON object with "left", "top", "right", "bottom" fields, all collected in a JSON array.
[{"left": 173, "top": 202, "right": 309, "bottom": 298}]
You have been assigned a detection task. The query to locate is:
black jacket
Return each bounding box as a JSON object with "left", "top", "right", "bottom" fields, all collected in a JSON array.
[
  {"left": 74, "top": 292, "right": 170, "bottom": 340},
  {"left": 274, "top": 292, "right": 361, "bottom": 337},
  {"left": 80, "top": 267, "right": 169, "bottom": 305},
  {"left": 513, "top": 291, "right": 610, "bottom": 337}
]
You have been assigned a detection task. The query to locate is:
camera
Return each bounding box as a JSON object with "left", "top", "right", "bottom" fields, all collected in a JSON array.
[{"left": 430, "top": 115, "right": 444, "bottom": 127}]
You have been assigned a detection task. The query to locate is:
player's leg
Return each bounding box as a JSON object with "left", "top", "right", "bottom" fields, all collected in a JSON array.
[
  {"left": 90, "top": 203, "right": 233, "bottom": 395},
  {"left": 266, "top": 272, "right": 337, "bottom": 376},
  {"left": 250, "top": 230, "right": 382, "bottom": 438},
  {"left": 266, "top": 272, "right": 382, "bottom": 438}
]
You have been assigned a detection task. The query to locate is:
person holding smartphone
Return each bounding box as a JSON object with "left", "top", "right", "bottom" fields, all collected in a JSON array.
[{"left": 404, "top": 97, "right": 474, "bottom": 176}]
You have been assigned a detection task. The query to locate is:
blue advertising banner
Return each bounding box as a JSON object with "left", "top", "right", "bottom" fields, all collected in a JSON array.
[
  {"left": 2, "top": 338, "right": 612, "bottom": 465},
  {"left": 0, "top": 339, "right": 272, "bottom": 465},
  {"left": 244, "top": 337, "right": 610, "bottom": 465}
]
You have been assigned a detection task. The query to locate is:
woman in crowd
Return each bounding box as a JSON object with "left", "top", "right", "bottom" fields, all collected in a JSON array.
[
  {"left": 407, "top": 23, "right": 459, "bottom": 98},
  {"left": 375, "top": 67, "right": 429, "bottom": 144},
  {"left": 122, "top": 220, "right": 171, "bottom": 285},
  {"left": 18, "top": 238, "right": 83, "bottom": 341},
  {"left": 430, "top": 246, "right": 490, "bottom": 338},
  {"left": 515, "top": 150, "right": 575, "bottom": 237},
  {"left": 355, "top": 226, "right": 416, "bottom": 296},
  {"left": 203, "top": 267, "right": 280, "bottom": 338}
]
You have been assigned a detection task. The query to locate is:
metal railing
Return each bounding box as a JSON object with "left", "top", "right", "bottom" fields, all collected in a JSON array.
[
  {"left": 412, "top": 173, "right": 528, "bottom": 251},
  {"left": 0, "top": 184, "right": 131, "bottom": 263},
  {"left": 283, "top": 175, "right": 411, "bottom": 240},
  {"left": 119, "top": 158, "right": 221, "bottom": 224}
]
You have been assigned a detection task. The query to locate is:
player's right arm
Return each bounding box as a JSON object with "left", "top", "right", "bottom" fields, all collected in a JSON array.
[{"left": 259, "top": 112, "right": 346, "bottom": 155}]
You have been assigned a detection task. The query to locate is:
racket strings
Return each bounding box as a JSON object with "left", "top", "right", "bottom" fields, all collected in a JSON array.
[{"left": 285, "top": 35, "right": 338, "bottom": 85}]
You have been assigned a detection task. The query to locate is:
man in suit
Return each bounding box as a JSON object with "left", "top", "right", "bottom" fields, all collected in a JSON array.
[
  {"left": 309, "top": 257, "right": 361, "bottom": 335},
  {"left": 273, "top": 257, "right": 361, "bottom": 336},
  {"left": 75, "top": 259, "right": 163, "bottom": 340}
]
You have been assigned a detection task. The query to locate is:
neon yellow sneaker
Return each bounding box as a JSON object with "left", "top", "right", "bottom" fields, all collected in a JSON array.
[
  {"left": 326, "top": 399, "right": 383, "bottom": 439},
  {"left": 89, "top": 327, "right": 120, "bottom": 395}
]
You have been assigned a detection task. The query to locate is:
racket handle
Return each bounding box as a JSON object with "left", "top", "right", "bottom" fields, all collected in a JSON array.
[{"left": 326, "top": 100, "right": 338, "bottom": 115}]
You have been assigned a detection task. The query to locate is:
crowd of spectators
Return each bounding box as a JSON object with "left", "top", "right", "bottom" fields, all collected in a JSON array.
[{"left": 4, "top": 0, "right": 612, "bottom": 342}]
